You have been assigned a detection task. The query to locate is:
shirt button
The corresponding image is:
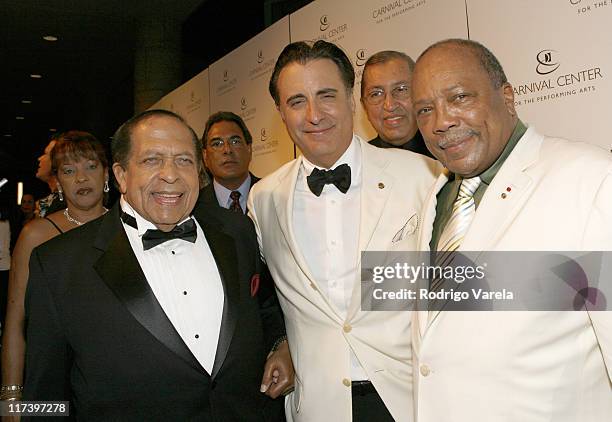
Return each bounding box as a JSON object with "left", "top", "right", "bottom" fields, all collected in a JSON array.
[
  {"left": 420, "top": 364, "right": 431, "bottom": 377},
  {"left": 183, "top": 291, "right": 187, "bottom": 295},
  {"left": 195, "top": 334, "right": 200, "bottom": 339},
  {"left": 343, "top": 323, "right": 352, "bottom": 333},
  {"left": 331, "top": 240, "right": 336, "bottom": 246},
  {"left": 342, "top": 378, "right": 351, "bottom": 387},
  {"left": 171, "top": 251, "right": 175, "bottom": 255}
]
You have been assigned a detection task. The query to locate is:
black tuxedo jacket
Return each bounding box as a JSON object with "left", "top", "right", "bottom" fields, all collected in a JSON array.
[{"left": 23, "top": 193, "right": 284, "bottom": 421}]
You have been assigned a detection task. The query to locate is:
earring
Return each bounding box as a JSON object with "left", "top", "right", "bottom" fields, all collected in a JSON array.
[
  {"left": 57, "top": 186, "right": 64, "bottom": 201},
  {"left": 104, "top": 180, "right": 110, "bottom": 193}
]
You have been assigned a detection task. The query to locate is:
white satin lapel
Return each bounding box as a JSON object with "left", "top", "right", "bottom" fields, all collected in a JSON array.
[
  {"left": 272, "top": 157, "right": 318, "bottom": 286},
  {"left": 460, "top": 130, "right": 542, "bottom": 251},
  {"left": 414, "top": 172, "right": 449, "bottom": 339},
  {"left": 426, "top": 128, "right": 543, "bottom": 330}
]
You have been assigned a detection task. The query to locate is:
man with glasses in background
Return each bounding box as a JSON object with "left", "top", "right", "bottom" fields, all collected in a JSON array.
[
  {"left": 201, "top": 111, "right": 259, "bottom": 214},
  {"left": 361, "top": 50, "right": 432, "bottom": 158}
]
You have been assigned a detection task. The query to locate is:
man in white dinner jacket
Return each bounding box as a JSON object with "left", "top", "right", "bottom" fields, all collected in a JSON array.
[
  {"left": 248, "top": 40, "right": 440, "bottom": 422},
  {"left": 410, "top": 38, "right": 612, "bottom": 422}
]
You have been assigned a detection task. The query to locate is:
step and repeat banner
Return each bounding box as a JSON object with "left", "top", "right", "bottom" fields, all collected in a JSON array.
[
  {"left": 150, "top": 69, "right": 210, "bottom": 138},
  {"left": 208, "top": 17, "right": 293, "bottom": 177},
  {"left": 152, "top": 0, "right": 611, "bottom": 177},
  {"left": 466, "top": 0, "right": 611, "bottom": 150}
]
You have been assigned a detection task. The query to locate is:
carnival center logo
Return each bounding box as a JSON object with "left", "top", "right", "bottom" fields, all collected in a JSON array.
[
  {"left": 261, "top": 128, "right": 267, "bottom": 141},
  {"left": 536, "top": 50, "right": 561, "bottom": 75},
  {"left": 356, "top": 49, "right": 367, "bottom": 66},
  {"left": 320, "top": 15, "right": 329, "bottom": 31},
  {"left": 240, "top": 97, "right": 247, "bottom": 110},
  {"left": 223, "top": 70, "right": 228, "bottom": 82},
  {"left": 257, "top": 49, "right": 264, "bottom": 64}
]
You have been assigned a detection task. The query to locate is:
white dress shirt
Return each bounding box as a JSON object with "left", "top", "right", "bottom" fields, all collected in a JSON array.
[
  {"left": 213, "top": 175, "right": 251, "bottom": 213},
  {"left": 293, "top": 136, "right": 368, "bottom": 381},
  {"left": 120, "top": 197, "right": 224, "bottom": 374}
]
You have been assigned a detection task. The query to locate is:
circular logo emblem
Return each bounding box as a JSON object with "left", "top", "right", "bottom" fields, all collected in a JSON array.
[
  {"left": 320, "top": 15, "right": 329, "bottom": 31},
  {"left": 536, "top": 50, "right": 560, "bottom": 75}
]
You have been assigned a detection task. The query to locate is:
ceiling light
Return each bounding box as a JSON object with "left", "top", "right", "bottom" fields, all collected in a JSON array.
[
  {"left": 16, "top": 116, "right": 25, "bottom": 120},
  {"left": 49, "top": 128, "right": 57, "bottom": 132},
  {"left": 3, "top": 134, "right": 12, "bottom": 137},
  {"left": 21, "top": 100, "right": 32, "bottom": 104},
  {"left": 43, "top": 35, "right": 58, "bottom": 42},
  {"left": 30, "top": 74, "right": 42, "bottom": 79}
]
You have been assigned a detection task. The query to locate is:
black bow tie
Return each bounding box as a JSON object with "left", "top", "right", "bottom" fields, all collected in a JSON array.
[
  {"left": 121, "top": 211, "right": 197, "bottom": 251},
  {"left": 306, "top": 163, "right": 351, "bottom": 197}
]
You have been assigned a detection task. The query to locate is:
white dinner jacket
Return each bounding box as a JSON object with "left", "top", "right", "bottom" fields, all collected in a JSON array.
[
  {"left": 412, "top": 127, "right": 612, "bottom": 422},
  {"left": 248, "top": 135, "right": 441, "bottom": 422}
]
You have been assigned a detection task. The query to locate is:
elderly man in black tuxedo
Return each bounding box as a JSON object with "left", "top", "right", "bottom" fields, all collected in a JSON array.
[{"left": 23, "top": 110, "right": 291, "bottom": 421}]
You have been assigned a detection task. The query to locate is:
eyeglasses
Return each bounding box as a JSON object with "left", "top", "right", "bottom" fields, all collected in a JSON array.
[
  {"left": 208, "top": 136, "right": 247, "bottom": 151},
  {"left": 363, "top": 83, "right": 411, "bottom": 106}
]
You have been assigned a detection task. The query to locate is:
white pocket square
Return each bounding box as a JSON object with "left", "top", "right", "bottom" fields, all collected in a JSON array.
[{"left": 392, "top": 214, "right": 419, "bottom": 243}]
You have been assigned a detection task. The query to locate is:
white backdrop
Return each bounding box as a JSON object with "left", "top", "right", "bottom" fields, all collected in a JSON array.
[
  {"left": 208, "top": 17, "right": 294, "bottom": 177},
  {"left": 150, "top": 69, "right": 210, "bottom": 138},
  {"left": 466, "top": 0, "right": 611, "bottom": 150},
  {"left": 151, "top": 0, "right": 611, "bottom": 178}
]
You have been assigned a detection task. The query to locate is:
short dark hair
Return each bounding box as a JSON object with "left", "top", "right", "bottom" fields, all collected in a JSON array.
[
  {"left": 419, "top": 39, "right": 508, "bottom": 88},
  {"left": 269, "top": 40, "right": 355, "bottom": 106},
  {"left": 51, "top": 130, "right": 108, "bottom": 174},
  {"left": 361, "top": 50, "right": 415, "bottom": 97},
  {"left": 111, "top": 109, "right": 202, "bottom": 169},
  {"left": 202, "top": 111, "right": 252, "bottom": 148}
]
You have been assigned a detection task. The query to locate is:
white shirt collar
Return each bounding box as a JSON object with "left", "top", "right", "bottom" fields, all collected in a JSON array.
[
  {"left": 119, "top": 196, "right": 192, "bottom": 237},
  {"left": 212, "top": 175, "right": 251, "bottom": 208}
]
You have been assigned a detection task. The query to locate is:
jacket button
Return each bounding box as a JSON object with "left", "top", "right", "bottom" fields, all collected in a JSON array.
[
  {"left": 420, "top": 364, "right": 431, "bottom": 377},
  {"left": 343, "top": 323, "right": 352, "bottom": 333},
  {"left": 342, "top": 378, "right": 351, "bottom": 387}
]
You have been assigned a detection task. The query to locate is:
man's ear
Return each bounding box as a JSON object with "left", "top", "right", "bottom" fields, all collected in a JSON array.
[
  {"left": 502, "top": 82, "right": 517, "bottom": 116},
  {"left": 112, "top": 163, "right": 127, "bottom": 194}
]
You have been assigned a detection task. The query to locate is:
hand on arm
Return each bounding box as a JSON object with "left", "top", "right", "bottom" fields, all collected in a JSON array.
[{"left": 260, "top": 337, "right": 294, "bottom": 399}]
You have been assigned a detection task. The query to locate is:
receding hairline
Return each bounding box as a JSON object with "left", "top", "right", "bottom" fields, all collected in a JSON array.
[{"left": 416, "top": 39, "right": 508, "bottom": 88}]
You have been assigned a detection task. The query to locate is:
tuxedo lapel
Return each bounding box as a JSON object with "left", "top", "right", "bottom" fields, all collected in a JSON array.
[
  {"left": 426, "top": 129, "right": 542, "bottom": 329},
  {"left": 272, "top": 159, "right": 319, "bottom": 285},
  {"left": 460, "top": 130, "right": 541, "bottom": 251},
  {"left": 93, "top": 206, "right": 204, "bottom": 373},
  {"left": 196, "top": 215, "right": 240, "bottom": 379},
  {"left": 357, "top": 142, "right": 394, "bottom": 253}
]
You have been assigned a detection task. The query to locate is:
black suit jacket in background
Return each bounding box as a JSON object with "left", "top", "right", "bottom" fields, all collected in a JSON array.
[
  {"left": 200, "top": 173, "right": 260, "bottom": 212},
  {"left": 23, "top": 192, "right": 284, "bottom": 421},
  {"left": 368, "top": 131, "right": 434, "bottom": 158}
]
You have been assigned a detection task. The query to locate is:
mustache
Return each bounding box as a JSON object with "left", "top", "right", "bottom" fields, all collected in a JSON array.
[{"left": 438, "top": 129, "right": 479, "bottom": 148}]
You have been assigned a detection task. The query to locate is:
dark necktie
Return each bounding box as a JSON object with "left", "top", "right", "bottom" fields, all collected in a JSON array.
[
  {"left": 306, "top": 163, "right": 351, "bottom": 197},
  {"left": 229, "top": 191, "right": 243, "bottom": 213},
  {"left": 121, "top": 211, "right": 197, "bottom": 251}
]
